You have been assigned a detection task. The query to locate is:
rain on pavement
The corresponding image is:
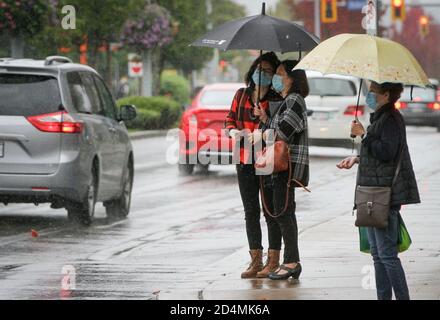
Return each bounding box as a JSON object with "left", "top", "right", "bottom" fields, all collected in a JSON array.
[{"left": 1, "top": 126, "right": 439, "bottom": 300}]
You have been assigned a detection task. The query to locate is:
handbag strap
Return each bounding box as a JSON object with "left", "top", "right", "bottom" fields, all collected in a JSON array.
[
  {"left": 391, "top": 112, "right": 407, "bottom": 188},
  {"left": 258, "top": 103, "right": 311, "bottom": 218},
  {"left": 259, "top": 148, "right": 293, "bottom": 219}
]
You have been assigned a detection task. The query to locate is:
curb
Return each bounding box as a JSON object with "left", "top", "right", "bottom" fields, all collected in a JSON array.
[{"left": 128, "top": 130, "right": 169, "bottom": 140}]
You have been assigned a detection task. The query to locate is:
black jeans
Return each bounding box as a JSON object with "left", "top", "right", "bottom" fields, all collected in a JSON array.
[
  {"left": 236, "top": 164, "right": 281, "bottom": 251},
  {"left": 261, "top": 170, "right": 300, "bottom": 264}
]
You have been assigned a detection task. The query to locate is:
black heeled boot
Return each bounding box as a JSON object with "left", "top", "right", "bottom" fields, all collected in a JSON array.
[{"left": 268, "top": 263, "right": 302, "bottom": 280}]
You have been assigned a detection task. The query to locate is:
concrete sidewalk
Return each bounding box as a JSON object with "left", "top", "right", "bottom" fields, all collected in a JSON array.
[{"left": 158, "top": 164, "right": 440, "bottom": 300}]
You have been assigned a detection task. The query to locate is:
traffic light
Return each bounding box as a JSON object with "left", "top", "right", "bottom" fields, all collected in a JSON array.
[
  {"left": 391, "top": 0, "right": 406, "bottom": 22},
  {"left": 321, "top": 0, "right": 337, "bottom": 24},
  {"left": 219, "top": 60, "right": 228, "bottom": 73},
  {"left": 419, "top": 15, "right": 430, "bottom": 38}
]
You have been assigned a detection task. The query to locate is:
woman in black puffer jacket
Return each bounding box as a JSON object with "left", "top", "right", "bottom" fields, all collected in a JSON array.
[{"left": 337, "top": 81, "right": 420, "bottom": 300}]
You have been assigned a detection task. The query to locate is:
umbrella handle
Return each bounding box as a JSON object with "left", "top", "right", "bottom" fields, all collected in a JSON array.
[
  {"left": 250, "top": 50, "right": 263, "bottom": 121},
  {"left": 351, "top": 79, "right": 364, "bottom": 139}
]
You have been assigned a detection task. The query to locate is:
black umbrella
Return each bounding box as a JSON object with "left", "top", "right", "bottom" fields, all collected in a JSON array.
[
  {"left": 192, "top": 3, "right": 319, "bottom": 53},
  {"left": 191, "top": 3, "right": 319, "bottom": 114}
]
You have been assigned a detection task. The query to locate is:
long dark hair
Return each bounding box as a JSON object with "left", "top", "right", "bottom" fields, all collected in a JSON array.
[
  {"left": 281, "top": 60, "right": 310, "bottom": 99},
  {"left": 245, "top": 52, "right": 280, "bottom": 91}
]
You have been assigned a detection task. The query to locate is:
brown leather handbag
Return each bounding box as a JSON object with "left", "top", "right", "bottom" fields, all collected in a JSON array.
[{"left": 254, "top": 138, "right": 289, "bottom": 173}]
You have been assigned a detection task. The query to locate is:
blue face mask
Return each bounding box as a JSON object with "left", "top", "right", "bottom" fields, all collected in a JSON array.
[
  {"left": 252, "top": 69, "right": 273, "bottom": 87},
  {"left": 272, "top": 74, "right": 284, "bottom": 93},
  {"left": 366, "top": 92, "right": 378, "bottom": 111}
]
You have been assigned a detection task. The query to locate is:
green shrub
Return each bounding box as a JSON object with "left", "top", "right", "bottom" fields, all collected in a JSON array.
[
  {"left": 160, "top": 71, "right": 190, "bottom": 106},
  {"left": 117, "top": 96, "right": 181, "bottom": 130}
]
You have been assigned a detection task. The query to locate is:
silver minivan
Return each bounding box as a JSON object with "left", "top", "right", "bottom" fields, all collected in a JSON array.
[{"left": 0, "top": 56, "right": 137, "bottom": 225}]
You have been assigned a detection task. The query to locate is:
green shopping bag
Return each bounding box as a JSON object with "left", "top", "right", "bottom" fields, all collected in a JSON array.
[{"left": 359, "top": 213, "right": 412, "bottom": 254}]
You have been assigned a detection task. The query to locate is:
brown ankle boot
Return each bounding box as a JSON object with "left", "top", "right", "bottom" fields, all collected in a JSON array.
[
  {"left": 241, "top": 249, "right": 263, "bottom": 279},
  {"left": 256, "top": 249, "right": 280, "bottom": 278}
]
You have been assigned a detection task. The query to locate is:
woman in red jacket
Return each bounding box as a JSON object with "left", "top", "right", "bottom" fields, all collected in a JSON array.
[{"left": 225, "top": 52, "right": 282, "bottom": 278}]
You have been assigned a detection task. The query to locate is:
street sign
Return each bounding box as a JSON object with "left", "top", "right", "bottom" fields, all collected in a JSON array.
[
  {"left": 347, "top": 0, "right": 366, "bottom": 11},
  {"left": 128, "top": 54, "right": 143, "bottom": 78},
  {"left": 362, "top": 0, "right": 377, "bottom": 35}
]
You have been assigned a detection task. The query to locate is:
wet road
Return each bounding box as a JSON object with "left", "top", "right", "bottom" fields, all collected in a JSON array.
[{"left": 0, "top": 127, "right": 439, "bottom": 299}]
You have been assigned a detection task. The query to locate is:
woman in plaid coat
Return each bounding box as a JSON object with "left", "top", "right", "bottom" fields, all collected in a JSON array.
[
  {"left": 225, "top": 52, "right": 283, "bottom": 279},
  {"left": 254, "top": 60, "right": 310, "bottom": 280}
]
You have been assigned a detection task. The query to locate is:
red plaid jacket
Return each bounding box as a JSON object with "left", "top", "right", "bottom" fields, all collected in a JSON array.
[{"left": 225, "top": 88, "right": 280, "bottom": 164}]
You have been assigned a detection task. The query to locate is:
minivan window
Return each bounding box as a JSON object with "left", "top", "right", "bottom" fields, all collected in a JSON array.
[
  {"left": 67, "top": 72, "right": 94, "bottom": 114},
  {"left": 80, "top": 72, "right": 103, "bottom": 115},
  {"left": 0, "top": 74, "right": 61, "bottom": 116},
  {"left": 308, "top": 78, "right": 357, "bottom": 97},
  {"left": 94, "top": 75, "right": 117, "bottom": 120}
]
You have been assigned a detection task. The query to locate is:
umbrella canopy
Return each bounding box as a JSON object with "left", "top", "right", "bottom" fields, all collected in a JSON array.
[
  {"left": 191, "top": 11, "right": 319, "bottom": 53},
  {"left": 294, "top": 33, "right": 429, "bottom": 87}
]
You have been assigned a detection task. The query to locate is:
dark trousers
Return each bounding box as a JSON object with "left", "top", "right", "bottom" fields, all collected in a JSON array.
[
  {"left": 236, "top": 164, "right": 281, "bottom": 251},
  {"left": 367, "top": 209, "right": 410, "bottom": 300},
  {"left": 262, "top": 171, "right": 300, "bottom": 264}
]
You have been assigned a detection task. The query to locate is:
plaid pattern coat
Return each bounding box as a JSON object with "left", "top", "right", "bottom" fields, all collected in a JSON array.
[
  {"left": 263, "top": 92, "right": 310, "bottom": 187},
  {"left": 225, "top": 88, "right": 280, "bottom": 164}
]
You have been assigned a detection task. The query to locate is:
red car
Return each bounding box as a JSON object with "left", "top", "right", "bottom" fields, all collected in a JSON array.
[{"left": 178, "top": 83, "right": 244, "bottom": 175}]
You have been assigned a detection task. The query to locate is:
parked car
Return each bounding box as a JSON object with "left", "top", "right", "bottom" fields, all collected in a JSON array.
[
  {"left": 0, "top": 56, "right": 137, "bottom": 225},
  {"left": 398, "top": 79, "right": 440, "bottom": 132},
  {"left": 306, "top": 71, "right": 369, "bottom": 149},
  {"left": 178, "top": 82, "right": 243, "bottom": 175}
]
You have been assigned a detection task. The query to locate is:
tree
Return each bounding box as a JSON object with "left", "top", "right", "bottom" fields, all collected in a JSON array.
[
  {"left": 65, "top": 0, "right": 142, "bottom": 85},
  {"left": 211, "top": 0, "right": 247, "bottom": 27},
  {"left": 267, "top": 0, "right": 296, "bottom": 21},
  {"left": 121, "top": 3, "right": 174, "bottom": 96},
  {"left": 158, "top": 0, "right": 212, "bottom": 78},
  {"left": 0, "top": 0, "right": 50, "bottom": 58}
]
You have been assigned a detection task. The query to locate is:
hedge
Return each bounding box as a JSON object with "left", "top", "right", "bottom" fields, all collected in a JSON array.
[
  {"left": 117, "top": 96, "right": 181, "bottom": 130},
  {"left": 160, "top": 71, "right": 190, "bottom": 106}
]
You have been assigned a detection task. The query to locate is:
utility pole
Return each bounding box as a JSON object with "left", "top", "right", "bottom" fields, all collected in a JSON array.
[
  {"left": 314, "top": 0, "right": 321, "bottom": 39},
  {"left": 376, "top": 0, "right": 381, "bottom": 37},
  {"left": 206, "top": 0, "right": 219, "bottom": 84}
]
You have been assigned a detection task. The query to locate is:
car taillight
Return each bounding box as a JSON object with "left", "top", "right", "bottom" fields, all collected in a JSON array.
[
  {"left": 395, "top": 102, "right": 408, "bottom": 109},
  {"left": 344, "top": 105, "right": 365, "bottom": 117},
  {"left": 427, "top": 102, "right": 440, "bottom": 110},
  {"left": 27, "top": 111, "right": 83, "bottom": 134}
]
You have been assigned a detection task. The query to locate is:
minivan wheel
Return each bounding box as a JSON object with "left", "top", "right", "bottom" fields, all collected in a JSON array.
[
  {"left": 105, "top": 160, "right": 133, "bottom": 219},
  {"left": 178, "top": 164, "right": 194, "bottom": 175},
  {"left": 67, "top": 166, "right": 97, "bottom": 226}
]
